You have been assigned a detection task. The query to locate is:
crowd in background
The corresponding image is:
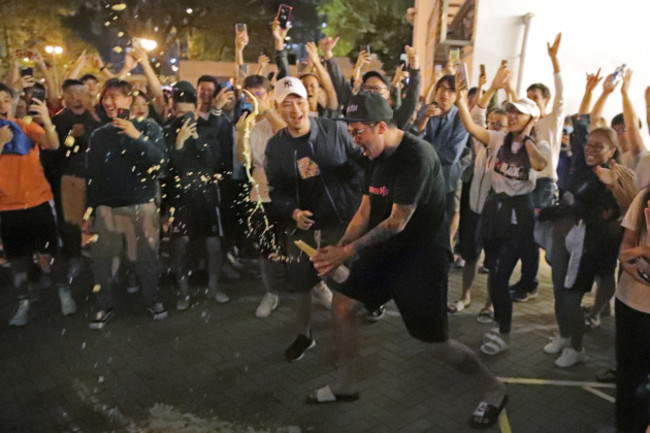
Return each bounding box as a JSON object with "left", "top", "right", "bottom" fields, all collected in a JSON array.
[{"left": 1, "top": 12, "right": 649, "bottom": 433}]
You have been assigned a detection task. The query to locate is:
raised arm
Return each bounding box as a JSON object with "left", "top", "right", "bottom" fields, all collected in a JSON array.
[
  {"left": 34, "top": 53, "right": 61, "bottom": 112},
  {"left": 234, "top": 27, "right": 249, "bottom": 87},
  {"left": 393, "top": 45, "right": 421, "bottom": 129},
  {"left": 579, "top": 69, "right": 603, "bottom": 115},
  {"left": 319, "top": 36, "right": 353, "bottom": 108},
  {"left": 621, "top": 69, "right": 646, "bottom": 156},
  {"left": 63, "top": 50, "right": 88, "bottom": 80},
  {"left": 455, "top": 87, "right": 490, "bottom": 145},
  {"left": 351, "top": 50, "right": 371, "bottom": 95},
  {"left": 305, "top": 41, "right": 338, "bottom": 110},
  {"left": 133, "top": 46, "right": 165, "bottom": 116},
  {"left": 272, "top": 19, "right": 290, "bottom": 80},
  {"left": 591, "top": 74, "right": 619, "bottom": 131}
]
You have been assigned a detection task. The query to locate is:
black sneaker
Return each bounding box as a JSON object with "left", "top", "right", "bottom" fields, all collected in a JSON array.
[
  {"left": 148, "top": 302, "right": 169, "bottom": 320},
  {"left": 89, "top": 308, "right": 115, "bottom": 330},
  {"left": 510, "top": 288, "right": 538, "bottom": 302},
  {"left": 285, "top": 334, "right": 315, "bottom": 361},
  {"left": 365, "top": 305, "right": 385, "bottom": 322}
]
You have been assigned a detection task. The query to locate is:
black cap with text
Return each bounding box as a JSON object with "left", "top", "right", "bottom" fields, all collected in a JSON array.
[{"left": 343, "top": 92, "right": 393, "bottom": 123}]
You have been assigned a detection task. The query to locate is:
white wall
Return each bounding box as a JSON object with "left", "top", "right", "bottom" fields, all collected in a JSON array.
[{"left": 472, "top": 0, "right": 649, "bottom": 138}]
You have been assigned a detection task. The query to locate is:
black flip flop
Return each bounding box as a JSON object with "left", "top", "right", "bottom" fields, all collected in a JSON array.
[{"left": 469, "top": 394, "right": 509, "bottom": 429}]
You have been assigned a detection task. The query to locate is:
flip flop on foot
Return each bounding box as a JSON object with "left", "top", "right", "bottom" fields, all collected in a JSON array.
[
  {"left": 476, "top": 308, "right": 494, "bottom": 324},
  {"left": 469, "top": 394, "right": 509, "bottom": 429},
  {"left": 305, "top": 385, "right": 359, "bottom": 404},
  {"left": 447, "top": 299, "right": 470, "bottom": 313}
]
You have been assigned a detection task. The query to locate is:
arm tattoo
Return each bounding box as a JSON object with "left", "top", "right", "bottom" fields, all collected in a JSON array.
[{"left": 351, "top": 204, "right": 416, "bottom": 254}]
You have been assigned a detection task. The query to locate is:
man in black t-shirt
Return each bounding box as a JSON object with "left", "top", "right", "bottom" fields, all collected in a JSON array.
[{"left": 311, "top": 93, "right": 507, "bottom": 429}]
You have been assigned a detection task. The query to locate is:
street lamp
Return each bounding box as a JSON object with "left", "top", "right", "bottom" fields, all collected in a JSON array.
[{"left": 45, "top": 45, "right": 63, "bottom": 89}]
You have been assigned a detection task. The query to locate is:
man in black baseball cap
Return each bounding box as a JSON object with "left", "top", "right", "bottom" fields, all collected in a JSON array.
[{"left": 309, "top": 92, "right": 507, "bottom": 429}]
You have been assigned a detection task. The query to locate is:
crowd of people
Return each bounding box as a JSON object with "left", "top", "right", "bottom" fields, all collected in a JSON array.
[{"left": 1, "top": 14, "right": 649, "bottom": 432}]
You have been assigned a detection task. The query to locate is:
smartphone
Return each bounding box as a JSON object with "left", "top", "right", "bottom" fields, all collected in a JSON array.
[
  {"left": 182, "top": 111, "right": 195, "bottom": 124},
  {"left": 235, "top": 23, "right": 247, "bottom": 33},
  {"left": 276, "top": 4, "right": 293, "bottom": 29},
  {"left": 455, "top": 62, "right": 469, "bottom": 89},
  {"left": 501, "top": 59, "right": 508, "bottom": 66},
  {"left": 449, "top": 49, "right": 460, "bottom": 65},
  {"left": 479, "top": 64, "right": 486, "bottom": 78},
  {"left": 241, "top": 99, "right": 254, "bottom": 116},
  {"left": 117, "top": 108, "right": 130, "bottom": 120},
  {"left": 362, "top": 45, "right": 371, "bottom": 55},
  {"left": 31, "top": 87, "right": 46, "bottom": 102},
  {"left": 434, "top": 64, "right": 442, "bottom": 75},
  {"left": 20, "top": 67, "right": 33, "bottom": 77}
]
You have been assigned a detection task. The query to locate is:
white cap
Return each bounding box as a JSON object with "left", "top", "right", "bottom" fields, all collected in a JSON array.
[
  {"left": 504, "top": 97, "right": 540, "bottom": 118},
  {"left": 274, "top": 77, "right": 308, "bottom": 103}
]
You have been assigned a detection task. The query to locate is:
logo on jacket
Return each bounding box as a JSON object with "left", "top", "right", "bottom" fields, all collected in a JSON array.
[{"left": 369, "top": 185, "right": 389, "bottom": 197}]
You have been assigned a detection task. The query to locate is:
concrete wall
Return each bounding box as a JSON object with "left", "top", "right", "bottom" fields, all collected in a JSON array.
[{"left": 472, "top": 0, "right": 649, "bottom": 136}]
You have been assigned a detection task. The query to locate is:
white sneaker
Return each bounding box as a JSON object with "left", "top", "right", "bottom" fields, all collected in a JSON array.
[
  {"left": 213, "top": 289, "right": 230, "bottom": 304},
  {"left": 58, "top": 286, "right": 77, "bottom": 316},
  {"left": 312, "top": 281, "right": 333, "bottom": 310},
  {"left": 256, "top": 292, "right": 279, "bottom": 318},
  {"left": 555, "top": 347, "right": 586, "bottom": 368},
  {"left": 543, "top": 336, "right": 571, "bottom": 354},
  {"left": 9, "top": 299, "right": 30, "bottom": 327}
]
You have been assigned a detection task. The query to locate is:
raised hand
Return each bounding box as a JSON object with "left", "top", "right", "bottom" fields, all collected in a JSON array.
[
  {"left": 235, "top": 29, "right": 249, "bottom": 52},
  {"left": 603, "top": 73, "right": 619, "bottom": 94},
  {"left": 391, "top": 64, "right": 408, "bottom": 90},
  {"left": 621, "top": 68, "right": 633, "bottom": 95},
  {"left": 0, "top": 125, "right": 13, "bottom": 148},
  {"left": 272, "top": 18, "right": 289, "bottom": 49},
  {"left": 256, "top": 54, "right": 270, "bottom": 75},
  {"left": 547, "top": 33, "right": 561, "bottom": 59},
  {"left": 585, "top": 68, "right": 603, "bottom": 92},
  {"left": 176, "top": 116, "right": 198, "bottom": 149},
  {"left": 404, "top": 44, "right": 419, "bottom": 70},
  {"left": 113, "top": 117, "right": 142, "bottom": 140},
  {"left": 318, "top": 36, "right": 339, "bottom": 59},
  {"left": 305, "top": 41, "right": 321, "bottom": 65},
  {"left": 214, "top": 86, "right": 236, "bottom": 111}
]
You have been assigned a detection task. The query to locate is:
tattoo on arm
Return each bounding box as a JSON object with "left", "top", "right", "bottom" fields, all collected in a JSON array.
[{"left": 350, "top": 204, "right": 416, "bottom": 253}]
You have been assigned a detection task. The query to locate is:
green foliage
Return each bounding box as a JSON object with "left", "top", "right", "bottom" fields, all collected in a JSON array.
[{"left": 318, "top": 0, "right": 413, "bottom": 72}]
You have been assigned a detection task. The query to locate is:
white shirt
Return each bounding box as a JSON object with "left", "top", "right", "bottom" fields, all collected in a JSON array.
[{"left": 534, "top": 72, "right": 565, "bottom": 181}]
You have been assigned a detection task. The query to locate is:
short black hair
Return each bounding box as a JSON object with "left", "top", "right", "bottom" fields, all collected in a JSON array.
[
  {"left": 362, "top": 71, "right": 390, "bottom": 88},
  {"left": 527, "top": 83, "right": 550, "bottom": 100},
  {"left": 0, "top": 82, "right": 15, "bottom": 98},
  {"left": 101, "top": 78, "right": 133, "bottom": 100},
  {"left": 468, "top": 87, "right": 478, "bottom": 98},
  {"left": 435, "top": 75, "right": 455, "bottom": 92},
  {"left": 80, "top": 73, "right": 98, "bottom": 83},
  {"left": 611, "top": 112, "right": 642, "bottom": 129},
  {"left": 243, "top": 75, "right": 271, "bottom": 91},
  {"left": 62, "top": 79, "right": 85, "bottom": 91},
  {"left": 197, "top": 75, "right": 219, "bottom": 96}
]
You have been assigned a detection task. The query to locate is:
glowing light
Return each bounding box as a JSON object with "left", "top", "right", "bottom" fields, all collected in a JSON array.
[
  {"left": 111, "top": 3, "right": 127, "bottom": 11},
  {"left": 45, "top": 46, "right": 54, "bottom": 54},
  {"left": 186, "top": 8, "right": 193, "bottom": 14},
  {"left": 54, "top": 46, "right": 63, "bottom": 55},
  {"left": 137, "top": 38, "right": 157, "bottom": 51},
  {"left": 170, "top": 58, "right": 177, "bottom": 64}
]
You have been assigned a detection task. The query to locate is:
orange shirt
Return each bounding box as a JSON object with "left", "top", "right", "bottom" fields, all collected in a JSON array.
[{"left": 0, "top": 119, "right": 52, "bottom": 211}]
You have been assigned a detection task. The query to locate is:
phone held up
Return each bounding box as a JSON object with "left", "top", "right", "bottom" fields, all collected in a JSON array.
[
  {"left": 20, "top": 67, "right": 33, "bottom": 77},
  {"left": 455, "top": 62, "right": 469, "bottom": 90},
  {"left": 117, "top": 108, "right": 130, "bottom": 120},
  {"left": 276, "top": 4, "right": 293, "bottom": 29}
]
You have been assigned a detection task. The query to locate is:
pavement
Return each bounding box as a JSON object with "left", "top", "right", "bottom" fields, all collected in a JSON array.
[{"left": 0, "top": 252, "right": 618, "bottom": 433}]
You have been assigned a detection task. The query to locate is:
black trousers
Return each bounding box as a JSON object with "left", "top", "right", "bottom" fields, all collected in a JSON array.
[{"left": 615, "top": 298, "right": 650, "bottom": 432}]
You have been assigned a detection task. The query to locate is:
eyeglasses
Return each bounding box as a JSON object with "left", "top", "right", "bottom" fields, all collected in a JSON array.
[
  {"left": 360, "top": 84, "right": 389, "bottom": 94},
  {"left": 487, "top": 121, "right": 504, "bottom": 130},
  {"left": 612, "top": 125, "right": 626, "bottom": 134}
]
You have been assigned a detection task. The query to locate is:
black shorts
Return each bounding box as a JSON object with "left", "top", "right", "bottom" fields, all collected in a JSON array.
[
  {"left": 286, "top": 224, "right": 347, "bottom": 293},
  {"left": 334, "top": 244, "right": 450, "bottom": 343},
  {"left": 171, "top": 199, "right": 223, "bottom": 238},
  {"left": 0, "top": 200, "right": 58, "bottom": 260}
]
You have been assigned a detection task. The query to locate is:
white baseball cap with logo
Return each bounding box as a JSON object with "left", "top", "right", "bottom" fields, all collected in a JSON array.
[
  {"left": 504, "top": 97, "right": 540, "bottom": 118},
  {"left": 274, "top": 76, "right": 308, "bottom": 103}
]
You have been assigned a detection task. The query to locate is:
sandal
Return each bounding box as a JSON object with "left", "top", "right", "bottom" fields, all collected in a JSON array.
[
  {"left": 480, "top": 333, "right": 509, "bottom": 356},
  {"left": 476, "top": 308, "right": 494, "bottom": 324},
  {"left": 305, "top": 385, "right": 360, "bottom": 404},
  {"left": 469, "top": 394, "right": 509, "bottom": 429},
  {"left": 447, "top": 300, "right": 470, "bottom": 313}
]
